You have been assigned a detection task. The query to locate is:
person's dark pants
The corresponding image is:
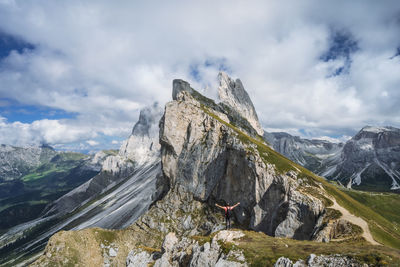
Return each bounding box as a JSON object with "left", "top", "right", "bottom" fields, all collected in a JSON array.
[{"left": 226, "top": 216, "right": 231, "bottom": 229}]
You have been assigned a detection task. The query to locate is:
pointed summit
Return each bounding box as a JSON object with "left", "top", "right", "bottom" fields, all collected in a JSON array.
[{"left": 217, "top": 72, "right": 264, "bottom": 135}]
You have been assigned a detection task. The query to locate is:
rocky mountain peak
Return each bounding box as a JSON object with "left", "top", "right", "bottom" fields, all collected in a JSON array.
[
  {"left": 172, "top": 79, "right": 193, "bottom": 100},
  {"left": 217, "top": 71, "right": 264, "bottom": 135},
  {"left": 102, "top": 102, "right": 163, "bottom": 174},
  {"left": 352, "top": 125, "right": 400, "bottom": 145},
  {"left": 131, "top": 102, "right": 163, "bottom": 137},
  {"left": 157, "top": 84, "right": 325, "bottom": 240},
  {"left": 353, "top": 126, "right": 397, "bottom": 140},
  {"left": 360, "top": 125, "right": 398, "bottom": 134}
]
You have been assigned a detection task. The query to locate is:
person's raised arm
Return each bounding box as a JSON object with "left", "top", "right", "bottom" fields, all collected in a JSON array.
[
  {"left": 232, "top": 202, "right": 240, "bottom": 209},
  {"left": 215, "top": 203, "right": 224, "bottom": 209}
]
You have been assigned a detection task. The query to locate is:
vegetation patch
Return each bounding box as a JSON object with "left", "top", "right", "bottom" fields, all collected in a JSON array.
[
  {"left": 323, "top": 208, "right": 342, "bottom": 223},
  {"left": 95, "top": 229, "right": 118, "bottom": 245},
  {"left": 103, "top": 149, "right": 119, "bottom": 156},
  {"left": 299, "top": 186, "right": 333, "bottom": 207},
  {"left": 342, "top": 189, "right": 400, "bottom": 227},
  {"left": 137, "top": 245, "right": 161, "bottom": 254}
]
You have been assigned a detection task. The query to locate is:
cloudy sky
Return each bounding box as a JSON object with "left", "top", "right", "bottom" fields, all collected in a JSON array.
[{"left": 0, "top": 1, "right": 400, "bottom": 151}]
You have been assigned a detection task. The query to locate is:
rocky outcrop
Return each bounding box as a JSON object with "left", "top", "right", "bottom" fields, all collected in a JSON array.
[
  {"left": 103, "top": 102, "right": 163, "bottom": 175},
  {"left": 126, "top": 230, "right": 248, "bottom": 267},
  {"left": 274, "top": 254, "right": 367, "bottom": 267},
  {"left": 312, "top": 219, "right": 362, "bottom": 243},
  {"left": 157, "top": 87, "right": 325, "bottom": 239},
  {"left": 218, "top": 72, "right": 264, "bottom": 136}
]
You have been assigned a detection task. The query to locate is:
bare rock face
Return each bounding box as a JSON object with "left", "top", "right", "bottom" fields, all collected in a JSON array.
[
  {"left": 0, "top": 144, "right": 57, "bottom": 181},
  {"left": 126, "top": 231, "right": 248, "bottom": 267},
  {"left": 103, "top": 102, "right": 164, "bottom": 175},
  {"left": 327, "top": 126, "right": 400, "bottom": 191},
  {"left": 218, "top": 71, "right": 264, "bottom": 136},
  {"left": 126, "top": 249, "right": 154, "bottom": 267},
  {"left": 263, "top": 132, "right": 343, "bottom": 174},
  {"left": 274, "top": 254, "right": 367, "bottom": 267},
  {"left": 158, "top": 87, "right": 324, "bottom": 239}
]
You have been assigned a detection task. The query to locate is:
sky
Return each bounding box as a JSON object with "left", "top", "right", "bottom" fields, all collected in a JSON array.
[{"left": 0, "top": 0, "right": 400, "bottom": 152}]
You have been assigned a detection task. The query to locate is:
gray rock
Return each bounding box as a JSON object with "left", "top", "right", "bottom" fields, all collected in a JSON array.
[
  {"left": 190, "top": 241, "right": 220, "bottom": 267},
  {"left": 263, "top": 132, "right": 343, "bottom": 174},
  {"left": 274, "top": 257, "right": 294, "bottom": 267},
  {"left": 218, "top": 72, "right": 264, "bottom": 136},
  {"left": 215, "top": 258, "right": 246, "bottom": 267},
  {"left": 109, "top": 247, "right": 117, "bottom": 257},
  {"left": 158, "top": 88, "right": 325, "bottom": 239},
  {"left": 162, "top": 232, "right": 178, "bottom": 254},
  {"left": 275, "top": 254, "right": 364, "bottom": 267},
  {"left": 154, "top": 254, "right": 174, "bottom": 267},
  {"left": 172, "top": 79, "right": 194, "bottom": 100},
  {"left": 307, "top": 254, "right": 364, "bottom": 266},
  {"left": 126, "top": 249, "right": 154, "bottom": 267},
  {"left": 147, "top": 232, "right": 248, "bottom": 267}
]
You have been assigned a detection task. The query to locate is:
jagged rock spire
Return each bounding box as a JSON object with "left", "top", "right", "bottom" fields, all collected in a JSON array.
[{"left": 217, "top": 72, "right": 264, "bottom": 135}]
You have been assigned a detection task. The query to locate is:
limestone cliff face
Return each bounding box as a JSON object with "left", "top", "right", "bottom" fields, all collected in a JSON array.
[
  {"left": 158, "top": 84, "right": 324, "bottom": 239},
  {"left": 102, "top": 102, "right": 164, "bottom": 175},
  {"left": 218, "top": 72, "right": 264, "bottom": 136}
]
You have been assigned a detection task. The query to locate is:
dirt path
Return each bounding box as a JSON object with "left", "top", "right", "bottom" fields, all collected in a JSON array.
[{"left": 330, "top": 197, "right": 380, "bottom": 245}]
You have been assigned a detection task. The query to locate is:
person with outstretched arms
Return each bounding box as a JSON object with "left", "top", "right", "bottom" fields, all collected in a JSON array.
[{"left": 215, "top": 202, "right": 240, "bottom": 229}]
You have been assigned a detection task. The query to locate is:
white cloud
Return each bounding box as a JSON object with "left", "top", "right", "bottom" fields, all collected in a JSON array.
[
  {"left": 0, "top": 0, "right": 399, "bottom": 148},
  {"left": 315, "top": 135, "right": 352, "bottom": 144},
  {"left": 86, "top": 140, "right": 99, "bottom": 146},
  {"left": 0, "top": 116, "right": 95, "bottom": 146}
]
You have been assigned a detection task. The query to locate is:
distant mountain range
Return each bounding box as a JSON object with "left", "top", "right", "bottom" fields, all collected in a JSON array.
[
  {"left": 0, "top": 144, "right": 107, "bottom": 234},
  {"left": 264, "top": 126, "right": 400, "bottom": 192}
]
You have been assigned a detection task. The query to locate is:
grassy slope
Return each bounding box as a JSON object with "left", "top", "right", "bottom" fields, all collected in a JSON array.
[
  {"left": 341, "top": 189, "right": 400, "bottom": 226},
  {"left": 236, "top": 230, "right": 400, "bottom": 266},
  {"left": 195, "top": 90, "right": 400, "bottom": 250},
  {"left": 193, "top": 230, "right": 400, "bottom": 266}
]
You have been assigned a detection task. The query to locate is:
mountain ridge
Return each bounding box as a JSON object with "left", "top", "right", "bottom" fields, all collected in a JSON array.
[{"left": 265, "top": 125, "right": 400, "bottom": 192}]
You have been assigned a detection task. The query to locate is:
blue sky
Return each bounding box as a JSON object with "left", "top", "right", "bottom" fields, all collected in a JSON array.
[
  {"left": 0, "top": 97, "right": 76, "bottom": 123},
  {"left": 0, "top": 1, "right": 400, "bottom": 151}
]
